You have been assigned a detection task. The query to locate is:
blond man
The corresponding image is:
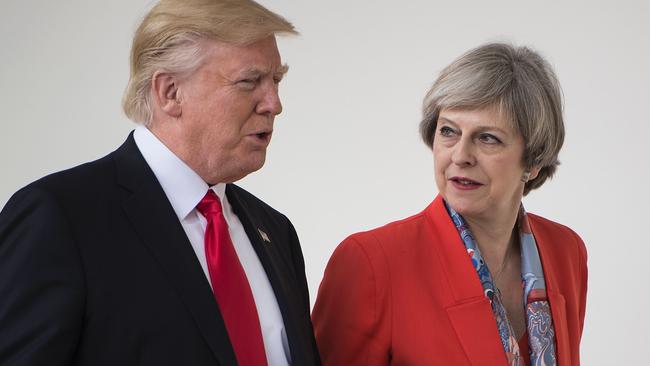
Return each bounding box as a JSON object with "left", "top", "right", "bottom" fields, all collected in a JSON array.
[{"left": 0, "top": 1, "right": 320, "bottom": 365}]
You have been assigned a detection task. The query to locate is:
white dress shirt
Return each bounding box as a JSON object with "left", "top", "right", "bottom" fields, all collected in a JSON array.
[{"left": 134, "top": 126, "right": 291, "bottom": 365}]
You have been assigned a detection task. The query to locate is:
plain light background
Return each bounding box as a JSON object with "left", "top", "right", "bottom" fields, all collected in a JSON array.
[{"left": 1, "top": 0, "right": 648, "bottom": 364}]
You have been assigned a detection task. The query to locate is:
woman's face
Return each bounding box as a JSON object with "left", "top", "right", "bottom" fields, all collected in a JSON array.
[{"left": 433, "top": 107, "right": 537, "bottom": 222}]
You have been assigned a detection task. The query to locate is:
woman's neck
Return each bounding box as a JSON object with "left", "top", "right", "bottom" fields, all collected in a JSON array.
[{"left": 464, "top": 205, "right": 520, "bottom": 270}]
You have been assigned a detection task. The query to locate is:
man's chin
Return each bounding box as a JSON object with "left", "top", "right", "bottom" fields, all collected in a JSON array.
[
  {"left": 218, "top": 156, "right": 266, "bottom": 184},
  {"left": 247, "top": 154, "right": 267, "bottom": 173}
]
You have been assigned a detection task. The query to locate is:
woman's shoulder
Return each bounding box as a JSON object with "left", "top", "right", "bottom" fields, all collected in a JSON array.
[
  {"left": 325, "top": 210, "right": 430, "bottom": 285},
  {"left": 344, "top": 209, "right": 429, "bottom": 248},
  {"left": 338, "top": 197, "right": 450, "bottom": 256},
  {"left": 527, "top": 213, "right": 582, "bottom": 241},
  {"left": 527, "top": 212, "right": 587, "bottom": 261}
]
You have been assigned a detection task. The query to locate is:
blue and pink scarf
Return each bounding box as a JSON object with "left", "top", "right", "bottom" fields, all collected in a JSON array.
[{"left": 446, "top": 203, "right": 557, "bottom": 366}]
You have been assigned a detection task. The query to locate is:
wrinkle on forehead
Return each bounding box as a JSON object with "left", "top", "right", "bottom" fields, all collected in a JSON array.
[{"left": 189, "top": 37, "right": 285, "bottom": 83}]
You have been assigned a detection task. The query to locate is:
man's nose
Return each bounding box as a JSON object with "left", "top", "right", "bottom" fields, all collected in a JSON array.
[{"left": 256, "top": 83, "right": 282, "bottom": 116}]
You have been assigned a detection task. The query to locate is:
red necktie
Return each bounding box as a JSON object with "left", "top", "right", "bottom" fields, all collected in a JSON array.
[{"left": 196, "top": 190, "right": 268, "bottom": 366}]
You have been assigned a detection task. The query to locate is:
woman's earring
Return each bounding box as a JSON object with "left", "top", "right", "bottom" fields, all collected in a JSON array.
[{"left": 521, "top": 171, "right": 531, "bottom": 183}]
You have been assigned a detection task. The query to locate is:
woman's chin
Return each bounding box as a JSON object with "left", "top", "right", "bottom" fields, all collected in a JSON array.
[{"left": 444, "top": 196, "right": 485, "bottom": 218}]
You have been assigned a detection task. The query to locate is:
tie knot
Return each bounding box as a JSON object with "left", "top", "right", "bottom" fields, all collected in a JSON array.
[{"left": 197, "top": 190, "right": 223, "bottom": 218}]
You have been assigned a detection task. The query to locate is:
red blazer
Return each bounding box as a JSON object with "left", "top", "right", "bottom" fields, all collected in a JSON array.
[{"left": 312, "top": 196, "right": 587, "bottom": 365}]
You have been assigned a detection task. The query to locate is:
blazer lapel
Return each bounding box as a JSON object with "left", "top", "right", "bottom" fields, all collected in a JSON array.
[
  {"left": 425, "top": 196, "right": 508, "bottom": 365},
  {"left": 531, "top": 221, "right": 570, "bottom": 366},
  {"left": 226, "top": 184, "right": 310, "bottom": 365},
  {"left": 114, "top": 134, "right": 237, "bottom": 366}
]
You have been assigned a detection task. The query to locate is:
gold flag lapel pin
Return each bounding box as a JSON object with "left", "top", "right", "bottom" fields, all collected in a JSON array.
[{"left": 258, "top": 228, "right": 271, "bottom": 244}]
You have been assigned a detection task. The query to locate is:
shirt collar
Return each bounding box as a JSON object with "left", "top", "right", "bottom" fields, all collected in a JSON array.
[{"left": 133, "top": 126, "right": 226, "bottom": 220}]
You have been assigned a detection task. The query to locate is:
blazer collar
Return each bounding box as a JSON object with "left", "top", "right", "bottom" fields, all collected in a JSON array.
[
  {"left": 529, "top": 219, "right": 570, "bottom": 365},
  {"left": 113, "top": 133, "right": 238, "bottom": 366},
  {"left": 424, "top": 195, "right": 508, "bottom": 365},
  {"left": 425, "top": 195, "right": 570, "bottom": 365},
  {"left": 226, "top": 185, "right": 313, "bottom": 365},
  {"left": 424, "top": 195, "right": 487, "bottom": 301},
  {"left": 131, "top": 126, "right": 212, "bottom": 221}
]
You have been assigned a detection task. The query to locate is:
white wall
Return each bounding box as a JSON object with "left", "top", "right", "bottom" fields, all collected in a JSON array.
[{"left": 2, "top": 0, "right": 648, "bottom": 364}]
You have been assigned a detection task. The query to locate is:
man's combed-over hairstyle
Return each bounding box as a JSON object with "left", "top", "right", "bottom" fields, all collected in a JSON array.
[
  {"left": 419, "top": 43, "right": 565, "bottom": 195},
  {"left": 122, "top": 0, "right": 297, "bottom": 125}
]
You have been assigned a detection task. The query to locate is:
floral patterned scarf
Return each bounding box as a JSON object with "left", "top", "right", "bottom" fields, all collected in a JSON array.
[{"left": 445, "top": 202, "right": 557, "bottom": 366}]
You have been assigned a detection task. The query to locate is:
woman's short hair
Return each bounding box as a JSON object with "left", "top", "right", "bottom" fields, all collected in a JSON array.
[
  {"left": 122, "top": 0, "right": 297, "bottom": 125},
  {"left": 419, "top": 43, "right": 565, "bottom": 195}
]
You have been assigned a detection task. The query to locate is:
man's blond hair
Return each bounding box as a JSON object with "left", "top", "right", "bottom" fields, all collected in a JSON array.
[{"left": 122, "top": 0, "right": 297, "bottom": 125}]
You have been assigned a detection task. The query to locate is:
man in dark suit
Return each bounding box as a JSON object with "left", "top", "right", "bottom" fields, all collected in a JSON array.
[{"left": 0, "top": 0, "right": 320, "bottom": 365}]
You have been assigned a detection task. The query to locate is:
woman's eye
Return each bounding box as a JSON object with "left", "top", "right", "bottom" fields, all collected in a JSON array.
[
  {"left": 478, "top": 133, "right": 501, "bottom": 144},
  {"left": 439, "top": 126, "right": 456, "bottom": 137}
]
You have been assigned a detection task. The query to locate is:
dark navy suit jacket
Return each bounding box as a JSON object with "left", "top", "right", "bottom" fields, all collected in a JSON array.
[{"left": 0, "top": 133, "right": 321, "bottom": 366}]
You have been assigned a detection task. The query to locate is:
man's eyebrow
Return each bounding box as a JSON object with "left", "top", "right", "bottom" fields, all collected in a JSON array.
[
  {"left": 277, "top": 64, "right": 289, "bottom": 75},
  {"left": 239, "top": 64, "right": 290, "bottom": 77}
]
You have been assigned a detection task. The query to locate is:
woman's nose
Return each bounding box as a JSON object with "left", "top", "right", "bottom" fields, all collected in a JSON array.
[{"left": 451, "top": 137, "right": 476, "bottom": 167}]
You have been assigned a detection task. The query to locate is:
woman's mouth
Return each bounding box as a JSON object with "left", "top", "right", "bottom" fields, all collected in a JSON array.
[{"left": 449, "top": 176, "right": 483, "bottom": 190}]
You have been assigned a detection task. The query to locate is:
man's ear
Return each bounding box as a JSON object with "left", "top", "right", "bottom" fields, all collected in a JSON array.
[{"left": 152, "top": 71, "right": 182, "bottom": 118}]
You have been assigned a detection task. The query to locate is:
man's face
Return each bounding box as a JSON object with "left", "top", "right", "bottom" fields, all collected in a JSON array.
[{"left": 170, "top": 36, "right": 286, "bottom": 184}]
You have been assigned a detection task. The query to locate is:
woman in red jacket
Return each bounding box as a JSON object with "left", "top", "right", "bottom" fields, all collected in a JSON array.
[{"left": 312, "top": 43, "right": 587, "bottom": 366}]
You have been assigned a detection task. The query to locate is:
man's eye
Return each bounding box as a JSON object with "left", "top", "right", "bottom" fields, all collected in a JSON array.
[
  {"left": 478, "top": 133, "right": 501, "bottom": 144},
  {"left": 439, "top": 126, "right": 456, "bottom": 137},
  {"left": 237, "top": 78, "right": 258, "bottom": 88}
]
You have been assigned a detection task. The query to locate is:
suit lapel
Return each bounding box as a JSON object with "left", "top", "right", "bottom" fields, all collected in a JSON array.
[
  {"left": 425, "top": 196, "right": 508, "bottom": 365},
  {"left": 226, "top": 185, "right": 309, "bottom": 365},
  {"left": 114, "top": 134, "right": 237, "bottom": 366},
  {"left": 530, "top": 220, "right": 570, "bottom": 365}
]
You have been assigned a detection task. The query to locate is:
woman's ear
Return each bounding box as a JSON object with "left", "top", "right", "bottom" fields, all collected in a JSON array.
[{"left": 528, "top": 165, "right": 542, "bottom": 181}]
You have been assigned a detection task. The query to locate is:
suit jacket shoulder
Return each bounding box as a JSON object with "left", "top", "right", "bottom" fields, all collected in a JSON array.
[{"left": 226, "top": 184, "right": 292, "bottom": 229}]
